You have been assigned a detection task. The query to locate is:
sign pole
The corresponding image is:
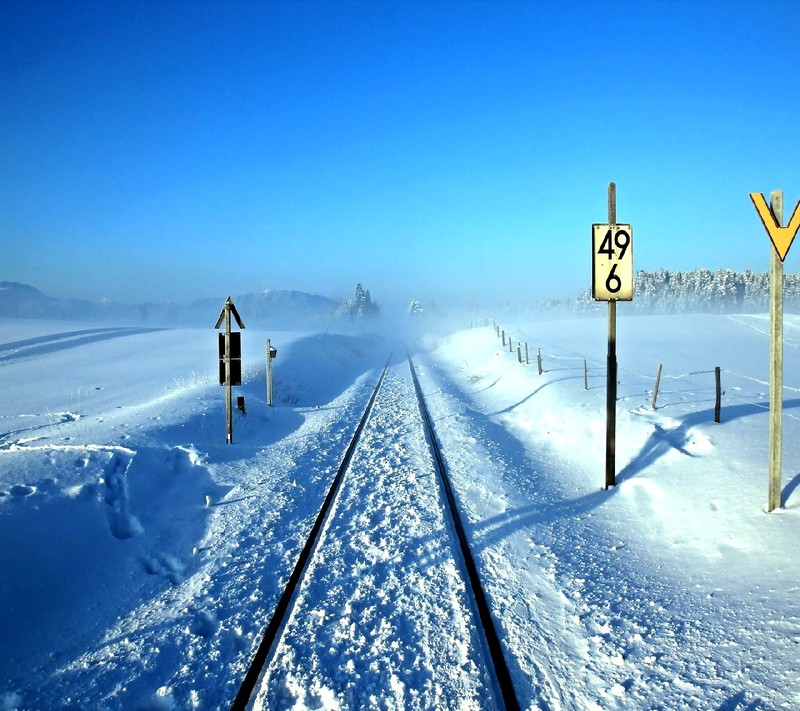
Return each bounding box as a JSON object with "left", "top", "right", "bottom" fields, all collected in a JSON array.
[
  {"left": 749, "top": 190, "right": 800, "bottom": 510},
  {"left": 605, "top": 182, "right": 617, "bottom": 489},
  {"left": 224, "top": 301, "right": 233, "bottom": 444},
  {"left": 215, "top": 296, "right": 245, "bottom": 445},
  {"left": 769, "top": 190, "right": 784, "bottom": 511}
]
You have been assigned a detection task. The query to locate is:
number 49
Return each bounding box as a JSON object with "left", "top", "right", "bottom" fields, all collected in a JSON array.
[{"left": 598, "top": 228, "right": 631, "bottom": 260}]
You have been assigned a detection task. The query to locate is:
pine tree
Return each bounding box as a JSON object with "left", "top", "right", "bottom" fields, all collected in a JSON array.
[
  {"left": 407, "top": 299, "right": 423, "bottom": 316},
  {"left": 340, "top": 283, "right": 380, "bottom": 319}
]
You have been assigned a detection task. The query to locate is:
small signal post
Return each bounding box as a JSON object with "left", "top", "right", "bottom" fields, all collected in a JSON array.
[
  {"left": 266, "top": 338, "right": 277, "bottom": 406},
  {"left": 592, "top": 182, "right": 634, "bottom": 489}
]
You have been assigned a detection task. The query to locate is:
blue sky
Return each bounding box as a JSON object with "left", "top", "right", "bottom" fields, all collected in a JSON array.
[{"left": 2, "top": 0, "right": 800, "bottom": 309}]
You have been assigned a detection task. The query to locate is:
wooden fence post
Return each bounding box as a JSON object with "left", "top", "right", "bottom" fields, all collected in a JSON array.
[
  {"left": 714, "top": 366, "right": 722, "bottom": 423},
  {"left": 537, "top": 348, "right": 543, "bottom": 375},
  {"left": 584, "top": 359, "right": 588, "bottom": 390},
  {"left": 502, "top": 329, "right": 506, "bottom": 346},
  {"left": 525, "top": 343, "right": 529, "bottom": 365},
  {"left": 517, "top": 344, "right": 522, "bottom": 363},
  {"left": 652, "top": 363, "right": 663, "bottom": 410}
]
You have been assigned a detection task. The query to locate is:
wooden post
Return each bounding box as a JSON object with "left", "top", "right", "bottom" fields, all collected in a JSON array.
[
  {"left": 769, "top": 190, "right": 784, "bottom": 511},
  {"left": 652, "top": 363, "right": 663, "bottom": 410},
  {"left": 537, "top": 348, "right": 543, "bottom": 375},
  {"left": 525, "top": 342, "right": 529, "bottom": 365},
  {"left": 509, "top": 337, "right": 513, "bottom": 353},
  {"left": 266, "top": 338, "right": 274, "bottom": 407},
  {"left": 501, "top": 329, "right": 506, "bottom": 346},
  {"left": 584, "top": 359, "right": 589, "bottom": 391},
  {"left": 224, "top": 302, "right": 233, "bottom": 444},
  {"left": 714, "top": 366, "right": 722, "bottom": 424},
  {"left": 606, "top": 182, "right": 617, "bottom": 489},
  {"left": 517, "top": 344, "right": 522, "bottom": 363}
]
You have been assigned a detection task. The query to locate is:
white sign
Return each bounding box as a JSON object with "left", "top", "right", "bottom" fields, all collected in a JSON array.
[{"left": 592, "top": 223, "right": 633, "bottom": 301}]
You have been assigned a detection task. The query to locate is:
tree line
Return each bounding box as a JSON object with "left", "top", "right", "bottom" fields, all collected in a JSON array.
[{"left": 534, "top": 267, "right": 800, "bottom": 315}]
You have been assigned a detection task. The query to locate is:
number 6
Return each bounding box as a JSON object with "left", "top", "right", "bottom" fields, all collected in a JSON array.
[{"left": 606, "top": 263, "right": 621, "bottom": 294}]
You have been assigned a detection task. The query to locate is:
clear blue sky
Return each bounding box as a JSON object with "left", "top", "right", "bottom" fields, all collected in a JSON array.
[{"left": 3, "top": 0, "right": 800, "bottom": 309}]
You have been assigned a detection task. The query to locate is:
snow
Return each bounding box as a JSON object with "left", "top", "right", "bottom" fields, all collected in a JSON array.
[{"left": 1, "top": 312, "right": 799, "bottom": 709}]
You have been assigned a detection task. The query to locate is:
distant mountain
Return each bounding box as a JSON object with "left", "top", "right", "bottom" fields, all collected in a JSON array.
[
  {"left": 0, "top": 282, "right": 339, "bottom": 328},
  {"left": 0, "top": 282, "right": 138, "bottom": 321},
  {"left": 184, "top": 290, "right": 338, "bottom": 328}
]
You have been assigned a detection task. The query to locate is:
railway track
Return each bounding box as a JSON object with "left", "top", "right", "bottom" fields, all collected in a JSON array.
[{"left": 231, "top": 353, "right": 520, "bottom": 710}]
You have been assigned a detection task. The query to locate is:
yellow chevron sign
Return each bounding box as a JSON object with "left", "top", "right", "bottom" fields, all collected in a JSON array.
[{"left": 750, "top": 192, "right": 800, "bottom": 261}]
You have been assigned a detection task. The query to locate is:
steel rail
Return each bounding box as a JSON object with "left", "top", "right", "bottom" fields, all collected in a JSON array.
[
  {"left": 407, "top": 353, "right": 521, "bottom": 711},
  {"left": 230, "top": 357, "right": 392, "bottom": 710}
]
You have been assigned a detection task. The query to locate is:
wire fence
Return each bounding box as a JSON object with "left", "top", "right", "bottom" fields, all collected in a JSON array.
[{"left": 477, "top": 318, "right": 800, "bottom": 422}]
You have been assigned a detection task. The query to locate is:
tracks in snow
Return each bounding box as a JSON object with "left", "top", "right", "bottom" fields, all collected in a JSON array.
[{"left": 232, "top": 353, "right": 520, "bottom": 710}]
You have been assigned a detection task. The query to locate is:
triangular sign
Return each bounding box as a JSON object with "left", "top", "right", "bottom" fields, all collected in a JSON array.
[
  {"left": 214, "top": 296, "right": 246, "bottom": 330},
  {"left": 749, "top": 192, "right": 800, "bottom": 262}
]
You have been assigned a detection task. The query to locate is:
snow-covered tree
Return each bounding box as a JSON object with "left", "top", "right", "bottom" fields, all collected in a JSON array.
[
  {"left": 407, "top": 299, "right": 423, "bottom": 316},
  {"left": 339, "top": 283, "right": 380, "bottom": 319}
]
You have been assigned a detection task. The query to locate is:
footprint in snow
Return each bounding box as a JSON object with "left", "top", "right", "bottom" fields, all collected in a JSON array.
[
  {"left": 189, "top": 608, "right": 219, "bottom": 638},
  {"left": 10, "top": 484, "right": 35, "bottom": 497},
  {"left": 142, "top": 552, "right": 185, "bottom": 585},
  {"left": 102, "top": 453, "right": 143, "bottom": 540}
]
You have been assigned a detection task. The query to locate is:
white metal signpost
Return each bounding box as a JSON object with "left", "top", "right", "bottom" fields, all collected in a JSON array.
[
  {"left": 750, "top": 190, "right": 800, "bottom": 511},
  {"left": 592, "top": 183, "right": 633, "bottom": 489}
]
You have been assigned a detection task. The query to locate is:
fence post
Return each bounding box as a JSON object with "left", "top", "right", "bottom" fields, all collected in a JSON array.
[
  {"left": 584, "top": 359, "right": 588, "bottom": 390},
  {"left": 714, "top": 366, "right": 722, "bottom": 423},
  {"left": 517, "top": 344, "right": 522, "bottom": 363},
  {"left": 652, "top": 363, "right": 663, "bottom": 410},
  {"left": 537, "top": 348, "right": 543, "bottom": 375},
  {"left": 525, "top": 343, "right": 529, "bottom": 365},
  {"left": 501, "top": 329, "right": 506, "bottom": 346},
  {"left": 509, "top": 337, "right": 513, "bottom": 353}
]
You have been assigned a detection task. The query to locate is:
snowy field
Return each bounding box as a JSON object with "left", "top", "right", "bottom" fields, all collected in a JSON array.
[{"left": 1, "top": 312, "right": 799, "bottom": 710}]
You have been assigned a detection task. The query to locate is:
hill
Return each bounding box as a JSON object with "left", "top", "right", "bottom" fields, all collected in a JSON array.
[{"left": 0, "top": 282, "right": 338, "bottom": 328}]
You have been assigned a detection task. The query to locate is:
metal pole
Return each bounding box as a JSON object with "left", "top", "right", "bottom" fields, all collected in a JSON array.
[
  {"left": 266, "top": 338, "right": 274, "bottom": 407},
  {"left": 606, "top": 182, "right": 617, "bottom": 489},
  {"left": 225, "top": 301, "right": 233, "bottom": 444},
  {"left": 769, "top": 190, "right": 784, "bottom": 511}
]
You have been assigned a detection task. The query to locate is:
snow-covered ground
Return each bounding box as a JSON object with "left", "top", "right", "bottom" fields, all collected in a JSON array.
[{"left": 1, "top": 312, "right": 799, "bottom": 709}]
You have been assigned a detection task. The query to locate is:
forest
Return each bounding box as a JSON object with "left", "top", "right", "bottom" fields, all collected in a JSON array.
[{"left": 535, "top": 267, "right": 800, "bottom": 315}]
